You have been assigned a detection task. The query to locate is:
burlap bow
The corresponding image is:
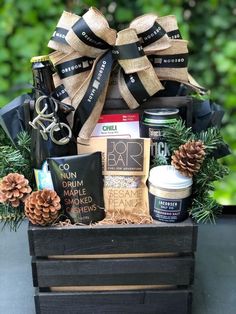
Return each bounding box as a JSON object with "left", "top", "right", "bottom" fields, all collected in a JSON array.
[{"left": 48, "top": 7, "right": 206, "bottom": 143}]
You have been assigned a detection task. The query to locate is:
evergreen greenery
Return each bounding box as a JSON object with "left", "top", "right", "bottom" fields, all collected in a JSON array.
[
  {"left": 0, "top": 131, "right": 33, "bottom": 231},
  {"left": 152, "top": 155, "right": 168, "bottom": 168},
  {"left": 163, "top": 120, "right": 229, "bottom": 223},
  {"left": 0, "top": 203, "right": 25, "bottom": 231}
]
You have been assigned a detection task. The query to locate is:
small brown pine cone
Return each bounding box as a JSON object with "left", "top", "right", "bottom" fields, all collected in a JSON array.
[
  {"left": 171, "top": 140, "right": 205, "bottom": 177},
  {"left": 0, "top": 173, "right": 32, "bottom": 207},
  {"left": 24, "top": 189, "right": 61, "bottom": 226}
]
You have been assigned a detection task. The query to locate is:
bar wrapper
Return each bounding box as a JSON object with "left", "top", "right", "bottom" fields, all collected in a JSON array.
[{"left": 78, "top": 137, "right": 152, "bottom": 224}]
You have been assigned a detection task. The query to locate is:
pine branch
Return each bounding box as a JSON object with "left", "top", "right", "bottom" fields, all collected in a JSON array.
[
  {"left": 164, "top": 119, "right": 193, "bottom": 151},
  {"left": 0, "top": 203, "right": 25, "bottom": 231},
  {"left": 190, "top": 195, "right": 222, "bottom": 224},
  {"left": 17, "top": 131, "right": 31, "bottom": 156},
  {"left": 198, "top": 127, "right": 223, "bottom": 154},
  {"left": 0, "top": 131, "right": 34, "bottom": 231},
  {"left": 163, "top": 117, "right": 229, "bottom": 224},
  {"left": 0, "top": 131, "right": 35, "bottom": 189},
  {"left": 16, "top": 131, "right": 35, "bottom": 188},
  {"left": 151, "top": 155, "right": 168, "bottom": 168},
  {"left": 0, "top": 146, "right": 29, "bottom": 177},
  {"left": 192, "top": 158, "right": 229, "bottom": 196}
]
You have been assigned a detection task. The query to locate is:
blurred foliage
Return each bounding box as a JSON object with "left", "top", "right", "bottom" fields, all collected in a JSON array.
[{"left": 0, "top": 0, "right": 235, "bottom": 204}]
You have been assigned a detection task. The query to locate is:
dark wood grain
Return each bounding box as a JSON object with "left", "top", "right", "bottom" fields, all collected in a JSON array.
[
  {"left": 33, "top": 256, "right": 193, "bottom": 287},
  {"left": 104, "top": 96, "right": 192, "bottom": 109},
  {"left": 103, "top": 96, "right": 193, "bottom": 126},
  {"left": 34, "top": 292, "right": 41, "bottom": 314},
  {"left": 35, "top": 289, "right": 192, "bottom": 314},
  {"left": 192, "top": 223, "right": 198, "bottom": 251},
  {"left": 28, "top": 219, "right": 197, "bottom": 257},
  {"left": 31, "top": 257, "right": 38, "bottom": 287}
]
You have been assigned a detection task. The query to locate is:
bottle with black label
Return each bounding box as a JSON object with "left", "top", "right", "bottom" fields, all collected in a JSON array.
[
  {"left": 140, "top": 108, "right": 179, "bottom": 164},
  {"left": 30, "top": 55, "right": 76, "bottom": 190}
]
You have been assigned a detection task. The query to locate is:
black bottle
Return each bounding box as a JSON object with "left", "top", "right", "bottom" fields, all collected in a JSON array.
[{"left": 30, "top": 55, "right": 76, "bottom": 190}]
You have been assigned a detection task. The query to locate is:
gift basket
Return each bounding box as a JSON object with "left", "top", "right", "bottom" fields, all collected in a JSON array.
[
  {"left": 0, "top": 7, "right": 231, "bottom": 314},
  {"left": 0, "top": 7, "right": 229, "bottom": 230}
]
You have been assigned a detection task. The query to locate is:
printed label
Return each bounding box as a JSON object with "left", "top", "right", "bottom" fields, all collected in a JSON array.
[
  {"left": 141, "top": 119, "right": 178, "bottom": 163},
  {"left": 124, "top": 71, "right": 150, "bottom": 103},
  {"left": 149, "top": 127, "right": 163, "bottom": 139},
  {"left": 98, "top": 113, "right": 139, "bottom": 123},
  {"left": 86, "top": 60, "right": 107, "bottom": 104},
  {"left": 91, "top": 113, "right": 140, "bottom": 138},
  {"left": 149, "top": 193, "right": 190, "bottom": 222},
  {"left": 112, "top": 42, "right": 144, "bottom": 59},
  {"left": 148, "top": 128, "right": 171, "bottom": 161},
  {"left": 56, "top": 57, "right": 94, "bottom": 79},
  {"left": 155, "top": 197, "right": 181, "bottom": 211},
  {"left": 139, "top": 22, "right": 166, "bottom": 47},
  {"left": 53, "top": 84, "right": 69, "bottom": 101},
  {"left": 150, "top": 53, "right": 188, "bottom": 68},
  {"left": 55, "top": 160, "right": 104, "bottom": 224},
  {"left": 107, "top": 139, "right": 144, "bottom": 172},
  {"left": 104, "top": 188, "right": 146, "bottom": 212},
  {"left": 72, "top": 18, "right": 110, "bottom": 49},
  {"left": 34, "top": 161, "right": 54, "bottom": 190},
  {"left": 167, "top": 29, "right": 182, "bottom": 39},
  {"left": 51, "top": 27, "right": 68, "bottom": 43},
  {"left": 151, "top": 138, "right": 171, "bottom": 160},
  {"left": 144, "top": 118, "right": 178, "bottom": 125}
]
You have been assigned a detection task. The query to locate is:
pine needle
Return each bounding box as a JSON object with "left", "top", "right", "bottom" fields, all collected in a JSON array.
[
  {"left": 163, "top": 118, "right": 229, "bottom": 224},
  {"left": 198, "top": 127, "right": 223, "bottom": 154},
  {"left": 0, "top": 131, "right": 33, "bottom": 230},
  {"left": 164, "top": 119, "right": 193, "bottom": 151}
]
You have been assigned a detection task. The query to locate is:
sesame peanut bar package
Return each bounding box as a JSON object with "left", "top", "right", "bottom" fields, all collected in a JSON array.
[{"left": 78, "top": 138, "right": 152, "bottom": 224}]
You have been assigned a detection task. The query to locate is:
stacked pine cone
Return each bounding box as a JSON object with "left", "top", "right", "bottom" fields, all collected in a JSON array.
[
  {"left": 171, "top": 140, "right": 205, "bottom": 177},
  {"left": 24, "top": 189, "right": 61, "bottom": 226},
  {"left": 0, "top": 173, "right": 32, "bottom": 207}
]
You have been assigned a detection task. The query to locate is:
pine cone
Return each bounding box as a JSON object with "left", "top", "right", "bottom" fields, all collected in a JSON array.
[
  {"left": 171, "top": 140, "right": 205, "bottom": 177},
  {"left": 24, "top": 189, "right": 61, "bottom": 226},
  {"left": 0, "top": 173, "right": 32, "bottom": 207}
]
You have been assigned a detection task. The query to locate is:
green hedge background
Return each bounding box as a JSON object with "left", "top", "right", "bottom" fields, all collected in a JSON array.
[{"left": 0, "top": 0, "right": 236, "bottom": 204}]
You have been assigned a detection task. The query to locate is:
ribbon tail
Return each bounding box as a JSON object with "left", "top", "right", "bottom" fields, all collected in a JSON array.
[
  {"left": 118, "top": 66, "right": 163, "bottom": 109},
  {"left": 72, "top": 56, "right": 100, "bottom": 111},
  {"left": 77, "top": 78, "right": 110, "bottom": 144},
  {"left": 118, "top": 68, "right": 138, "bottom": 109},
  {"left": 187, "top": 73, "right": 208, "bottom": 94},
  {"left": 72, "top": 50, "right": 114, "bottom": 137},
  {"left": 70, "top": 55, "right": 100, "bottom": 129}
]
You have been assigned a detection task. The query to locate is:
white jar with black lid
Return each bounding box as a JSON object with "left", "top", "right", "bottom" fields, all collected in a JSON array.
[
  {"left": 148, "top": 165, "right": 192, "bottom": 223},
  {"left": 140, "top": 108, "right": 179, "bottom": 164}
]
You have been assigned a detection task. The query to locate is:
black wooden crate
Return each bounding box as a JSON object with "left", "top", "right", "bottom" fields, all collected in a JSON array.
[{"left": 28, "top": 218, "right": 197, "bottom": 314}]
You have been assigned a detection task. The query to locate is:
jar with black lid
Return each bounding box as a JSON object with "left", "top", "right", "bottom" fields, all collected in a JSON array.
[{"left": 140, "top": 108, "right": 179, "bottom": 164}]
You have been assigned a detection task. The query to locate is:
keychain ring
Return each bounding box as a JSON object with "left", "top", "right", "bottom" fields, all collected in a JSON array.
[
  {"left": 35, "top": 95, "right": 58, "bottom": 118},
  {"left": 50, "top": 122, "right": 72, "bottom": 145}
]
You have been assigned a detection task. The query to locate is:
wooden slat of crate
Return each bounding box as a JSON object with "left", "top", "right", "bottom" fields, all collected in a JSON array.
[
  {"left": 28, "top": 219, "right": 197, "bottom": 257},
  {"left": 30, "top": 219, "right": 197, "bottom": 314},
  {"left": 32, "top": 256, "right": 194, "bottom": 288},
  {"left": 35, "top": 289, "right": 192, "bottom": 314},
  {"left": 49, "top": 285, "right": 175, "bottom": 292}
]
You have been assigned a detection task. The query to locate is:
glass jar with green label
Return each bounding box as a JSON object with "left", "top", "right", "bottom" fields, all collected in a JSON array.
[{"left": 140, "top": 108, "right": 179, "bottom": 164}]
